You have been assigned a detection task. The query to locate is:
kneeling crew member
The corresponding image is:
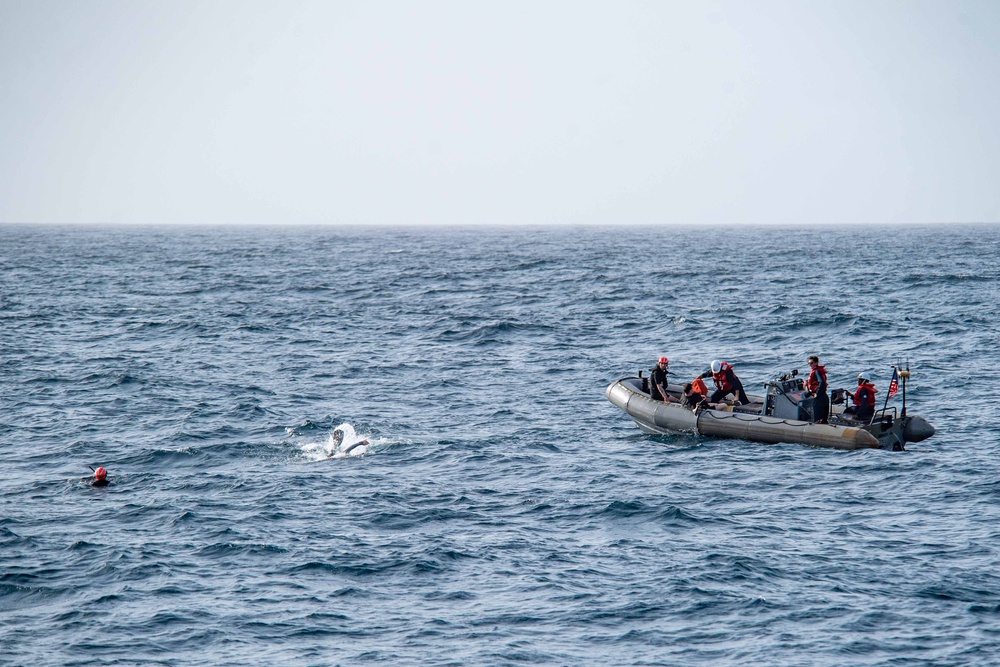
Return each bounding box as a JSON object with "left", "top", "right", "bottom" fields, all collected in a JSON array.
[
  {"left": 681, "top": 380, "right": 709, "bottom": 409},
  {"left": 701, "top": 360, "right": 750, "bottom": 405}
]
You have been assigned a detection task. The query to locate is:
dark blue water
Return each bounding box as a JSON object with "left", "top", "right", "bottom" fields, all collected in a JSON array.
[{"left": 2, "top": 224, "right": 999, "bottom": 666}]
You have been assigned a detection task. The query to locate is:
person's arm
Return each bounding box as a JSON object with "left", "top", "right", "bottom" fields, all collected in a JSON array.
[
  {"left": 656, "top": 370, "right": 673, "bottom": 402},
  {"left": 657, "top": 381, "right": 671, "bottom": 402}
]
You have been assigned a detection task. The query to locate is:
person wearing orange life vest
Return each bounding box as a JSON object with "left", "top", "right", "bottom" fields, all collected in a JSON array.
[
  {"left": 847, "top": 372, "right": 878, "bottom": 423},
  {"left": 700, "top": 360, "right": 750, "bottom": 405},
  {"left": 806, "top": 355, "right": 829, "bottom": 423},
  {"left": 681, "top": 378, "right": 709, "bottom": 409}
]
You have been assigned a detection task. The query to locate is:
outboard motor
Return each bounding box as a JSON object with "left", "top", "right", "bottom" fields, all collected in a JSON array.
[{"left": 764, "top": 370, "right": 815, "bottom": 421}]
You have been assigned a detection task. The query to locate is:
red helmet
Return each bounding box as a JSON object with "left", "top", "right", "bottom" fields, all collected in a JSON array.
[
  {"left": 658, "top": 356, "right": 669, "bottom": 364},
  {"left": 95, "top": 467, "right": 107, "bottom": 480}
]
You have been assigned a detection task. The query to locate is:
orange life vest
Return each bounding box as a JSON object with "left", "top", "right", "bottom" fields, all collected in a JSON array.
[
  {"left": 712, "top": 362, "right": 734, "bottom": 392},
  {"left": 853, "top": 382, "right": 877, "bottom": 407},
  {"left": 806, "top": 365, "right": 827, "bottom": 392}
]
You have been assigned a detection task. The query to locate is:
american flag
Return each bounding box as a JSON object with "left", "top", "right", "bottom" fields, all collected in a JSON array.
[{"left": 888, "top": 368, "right": 899, "bottom": 399}]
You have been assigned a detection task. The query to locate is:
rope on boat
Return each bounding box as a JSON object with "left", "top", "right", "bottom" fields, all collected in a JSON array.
[{"left": 697, "top": 410, "right": 835, "bottom": 428}]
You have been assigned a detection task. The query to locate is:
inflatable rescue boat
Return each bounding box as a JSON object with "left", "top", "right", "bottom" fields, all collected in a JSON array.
[{"left": 606, "top": 366, "right": 934, "bottom": 451}]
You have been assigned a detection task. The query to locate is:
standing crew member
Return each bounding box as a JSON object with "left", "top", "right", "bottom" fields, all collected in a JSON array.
[
  {"left": 701, "top": 360, "right": 750, "bottom": 405},
  {"left": 806, "top": 355, "right": 829, "bottom": 423},
  {"left": 849, "top": 372, "right": 878, "bottom": 423},
  {"left": 650, "top": 356, "right": 676, "bottom": 403}
]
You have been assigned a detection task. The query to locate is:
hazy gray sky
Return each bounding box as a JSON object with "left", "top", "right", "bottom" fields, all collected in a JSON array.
[{"left": 2, "top": 0, "right": 999, "bottom": 225}]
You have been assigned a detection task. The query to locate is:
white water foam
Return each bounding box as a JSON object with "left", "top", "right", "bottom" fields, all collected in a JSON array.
[{"left": 300, "top": 423, "right": 376, "bottom": 462}]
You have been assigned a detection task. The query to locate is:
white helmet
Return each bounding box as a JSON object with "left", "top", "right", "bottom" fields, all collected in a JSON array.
[
  {"left": 711, "top": 360, "right": 721, "bottom": 373},
  {"left": 857, "top": 372, "right": 871, "bottom": 383}
]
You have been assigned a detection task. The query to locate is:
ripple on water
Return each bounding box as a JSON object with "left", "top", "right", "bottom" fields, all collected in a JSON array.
[{"left": 1, "top": 225, "right": 999, "bottom": 666}]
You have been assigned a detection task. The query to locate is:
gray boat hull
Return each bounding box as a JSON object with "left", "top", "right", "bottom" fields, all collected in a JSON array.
[{"left": 607, "top": 377, "right": 881, "bottom": 450}]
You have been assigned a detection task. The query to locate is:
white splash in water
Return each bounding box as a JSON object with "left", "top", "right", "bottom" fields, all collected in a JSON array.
[{"left": 301, "top": 423, "right": 374, "bottom": 462}]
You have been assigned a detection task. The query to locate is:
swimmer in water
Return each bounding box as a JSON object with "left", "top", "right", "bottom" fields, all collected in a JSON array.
[
  {"left": 327, "top": 428, "right": 370, "bottom": 458},
  {"left": 84, "top": 466, "right": 110, "bottom": 487}
]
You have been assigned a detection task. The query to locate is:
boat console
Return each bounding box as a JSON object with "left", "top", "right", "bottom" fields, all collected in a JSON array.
[{"left": 763, "top": 370, "right": 815, "bottom": 421}]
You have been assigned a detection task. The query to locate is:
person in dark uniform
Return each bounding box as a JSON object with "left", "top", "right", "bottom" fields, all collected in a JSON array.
[
  {"left": 847, "top": 372, "right": 878, "bottom": 423},
  {"left": 806, "top": 355, "right": 829, "bottom": 423},
  {"left": 649, "top": 356, "right": 677, "bottom": 403},
  {"left": 86, "top": 467, "right": 110, "bottom": 487},
  {"left": 701, "top": 360, "right": 750, "bottom": 405}
]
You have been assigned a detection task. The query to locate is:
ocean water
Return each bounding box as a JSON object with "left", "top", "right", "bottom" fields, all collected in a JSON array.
[{"left": 1, "top": 223, "right": 999, "bottom": 666}]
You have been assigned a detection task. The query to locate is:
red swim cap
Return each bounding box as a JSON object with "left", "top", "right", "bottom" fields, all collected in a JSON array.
[
  {"left": 659, "top": 356, "right": 669, "bottom": 364},
  {"left": 95, "top": 467, "right": 107, "bottom": 480}
]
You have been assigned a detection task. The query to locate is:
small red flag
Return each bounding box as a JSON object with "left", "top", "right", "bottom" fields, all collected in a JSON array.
[{"left": 888, "top": 369, "right": 899, "bottom": 399}]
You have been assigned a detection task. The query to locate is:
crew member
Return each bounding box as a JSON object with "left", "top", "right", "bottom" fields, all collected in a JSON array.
[
  {"left": 691, "top": 376, "right": 709, "bottom": 399},
  {"left": 681, "top": 381, "right": 708, "bottom": 409},
  {"left": 701, "top": 360, "right": 750, "bottom": 405},
  {"left": 806, "top": 355, "right": 829, "bottom": 423},
  {"left": 849, "top": 372, "right": 878, "bottom": 423},
  {"left": 650, "top": 356, "right": 676, "bottom": 403}
]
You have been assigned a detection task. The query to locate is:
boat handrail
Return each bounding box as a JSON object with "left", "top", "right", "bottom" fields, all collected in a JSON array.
[{"left": 874, "top": 406, "right": 898, "bottom": 420}]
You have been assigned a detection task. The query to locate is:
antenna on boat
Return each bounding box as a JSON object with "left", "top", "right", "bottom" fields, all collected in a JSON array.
[
  {"left": 900, "top": 358, "right": 910, "bottom": 417},
  {"left": 879, "top": 362, "right": 896, "bottom": 419}
]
